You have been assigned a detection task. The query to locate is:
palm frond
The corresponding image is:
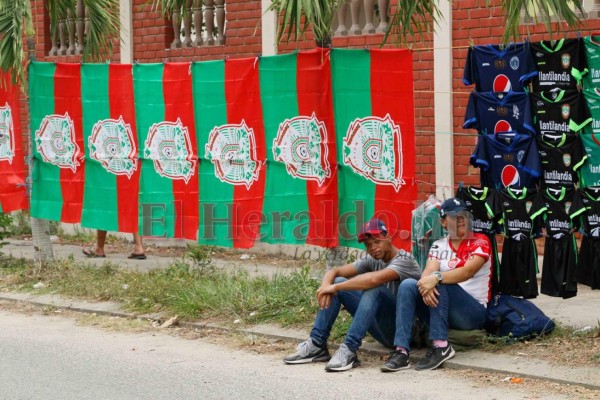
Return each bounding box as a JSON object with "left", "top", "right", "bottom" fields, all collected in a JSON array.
[
  {"left": 500, "top": 0, "right": 584, "bottom": 43},
  {"left": 0, "top": 0, "right": 28, "bottom": 87},
  {"left": 267, "top": 0, "right": 343, "bottom": 45},
  {"left": 384, "top": 0, "right": 442, "bottom": 45},
  {"left": 149, "top": 0, "right": 186, "bottom": 17},
  {"left": 82, "top": 0, "right": 121, "bottom": 61},
  {"left": 47, "top": 0, "right": 75, "bottom": 37}
]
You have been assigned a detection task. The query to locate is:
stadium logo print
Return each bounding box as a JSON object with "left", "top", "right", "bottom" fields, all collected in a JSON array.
[
  {"left": 35, "top": 113, "right": 80, "bottom": 172},
  {"left": 510, "top": 56, "right": 520, "bottom": 70},
  {"left": 205, "top": 120, "right": 262, "bottom": 189},
  {"left": 493, "top": 74, "right": 512, "bottom": 92},
  {"left": 343, "top": 114, "right": 405, "bottom": 191},
  {"left": 501, "top": 165, "right": 520, "bottom": 187},
  {"left": 89, "top": 117, "right": 137, "bottom": 178},
  {"left": 272, "top": 113, "right": 331, "bottom": 185},
  {"left": 144, "top": 118, "right": 196, "bottom": 183},
  {"left": 0, "top": 103, "right": 15, "bottom": 164}
]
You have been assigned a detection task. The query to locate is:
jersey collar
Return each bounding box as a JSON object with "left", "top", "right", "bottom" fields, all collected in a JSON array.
[
  {"left": 539, "top": 132, "right": 567, "bottom": 148},
  {"left": 540, "top": 89, "right": 566, "bottom": 103},
  {"left": 583, "top": 186, "right": 600, "bottom": 202},
  {"left": 467, "top": 186, "right": 489, "bottom": 200},
  {"left": 545, "top": 186, "right": 567, "bottom": 202},
  {"left": 539, "top": 39, "right": 565, "bottom": 53},
  {"left": 506, "top": 186, "right": 528, "bottom": 200}
]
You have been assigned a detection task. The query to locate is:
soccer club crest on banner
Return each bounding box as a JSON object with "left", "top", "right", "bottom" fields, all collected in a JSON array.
[
  {"left": 144, "top": 118, "right": 196, "bottom": 184},
  {"left": 272, "top": 113, "right": 331, "bottom": 185},
  {"left": 35, "top": 113, "right": 80, "bottom": 172},
  {"left": 343, "top": 114, "right": 405, "bottom": 191},
  {"left": 89, "top": 117, "right": 138, "bottom": 178},
  {"left": 205, "top": 120, "right": 262, "bottom": 189},
  {"left": 0, "top": 103, "right": 15, "bottom": 164}
]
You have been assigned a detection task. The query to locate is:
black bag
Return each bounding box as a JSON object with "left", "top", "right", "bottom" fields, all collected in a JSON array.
[{"left": 485, "top": 294, "right": 555, "bottom": 339}]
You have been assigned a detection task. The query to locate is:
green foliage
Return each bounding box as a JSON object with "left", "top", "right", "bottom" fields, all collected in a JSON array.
[
  {"left": 0, "top": 0, "right": 30, "bottom": 87},
  {"left": 0, "top": 212, "right": 13, "bottom": 253}
]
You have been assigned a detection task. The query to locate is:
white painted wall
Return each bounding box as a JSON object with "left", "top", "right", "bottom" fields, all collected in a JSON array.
[
  {"left": 261, "top": 0, "right": 277, "bottom": 56},
  {"left": 120, "top": 0, "right": 133, "bottom": 63}
]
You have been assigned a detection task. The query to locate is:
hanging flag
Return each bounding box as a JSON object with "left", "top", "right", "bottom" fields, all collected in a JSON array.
[
  {"left": 133, "top": 63, "right": 199, "bottom": 239},
  {"left": 331, "top": 49, "right": 416, "bottom": 250},
  {"left": 194, "top": 58, "right": 267, "bottom": 248},
  {"left": 0, "top": 71, "right": 28, "bottom": 213},
  {"left": 259, "top": 49, "right": 339, "bottom": 247},
  {"left": 80, "top": 64, "right": 140, "bottom": 233},
  {"left": 30, "top": 62, "right": 85, "bottom": 223}
]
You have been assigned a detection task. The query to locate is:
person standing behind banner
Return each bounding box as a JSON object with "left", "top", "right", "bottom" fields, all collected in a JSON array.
[
  {"left": 381, "top": 198, "right": 492, "bottom": 372},
  {"left": 82, "top": 230, "right": 146, "bottom": 260}
]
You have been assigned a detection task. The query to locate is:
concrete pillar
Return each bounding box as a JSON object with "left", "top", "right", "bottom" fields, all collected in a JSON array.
[
  {"left": 434, "top": 0, "right": 453, "bottom": 199},
  {"left": 261, "top": 0, "right": 277, "bottom": 56},
  {"left": 120, "top": 0, "right": 133, "bottom": 63}
]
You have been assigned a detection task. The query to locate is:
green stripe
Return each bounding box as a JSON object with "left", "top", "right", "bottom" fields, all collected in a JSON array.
[
  {"left": 80, "top": 64, "right": 119, "bottom": 231},
  {"left": 331, "top": 49, "right": 375, "bottom": 247},
  {"left": 29, "top": 62, "right": 62, "bottom": 221},
  {"left": 259, "top": 53, "right": 308, "bottom": 244},
  {"left": 133, "top": 64, "right": 174, "bottom": 238},
  {"left": 192, "top": 60, "right": 233, "bottom": 246},
  {"left": 532, "top": 238, "right": 539, "bottom": 274}
]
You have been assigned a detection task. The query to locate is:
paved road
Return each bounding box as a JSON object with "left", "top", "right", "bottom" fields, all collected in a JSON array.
[{"left": 0, "top": 310, "right": 571, "bottom": 400}]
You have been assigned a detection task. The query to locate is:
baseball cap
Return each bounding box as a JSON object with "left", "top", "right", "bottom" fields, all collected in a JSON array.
[
  {"left": 440, "top": 198, "right": 470, "bottom": 218},
  {"left": 358, "top": 218, "right": 388, "bottom": 243}
]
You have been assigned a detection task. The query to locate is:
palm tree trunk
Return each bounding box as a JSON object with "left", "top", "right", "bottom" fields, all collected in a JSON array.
[{"left": 25, "top": 0, "right": 54, "bottom": 264}]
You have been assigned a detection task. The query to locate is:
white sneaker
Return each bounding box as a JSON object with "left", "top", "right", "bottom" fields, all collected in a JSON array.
[
  {"left": 325, "top": 343, "right": 360, "bottom": 372},
  {"left": 283, "top": 339, "right": 330, "bottom": 364}
]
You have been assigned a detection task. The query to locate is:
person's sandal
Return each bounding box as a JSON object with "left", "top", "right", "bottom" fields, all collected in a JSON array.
[
  {"left": 128, "top": 253, "right": 147, "bottom": 260},
  {"left": 82, "top": 248, "right": 106, "bottom": 258}
]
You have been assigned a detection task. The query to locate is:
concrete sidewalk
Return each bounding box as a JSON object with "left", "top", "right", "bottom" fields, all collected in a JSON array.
[{"left": 1, "top": 240, "right": 599, "bottom": 390}]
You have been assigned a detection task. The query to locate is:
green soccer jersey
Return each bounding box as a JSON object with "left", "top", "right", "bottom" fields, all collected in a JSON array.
[
  {"left": 583, "top": 36, "right": 600, "bottom": 89},
  {"left": 581, "top": 88, "right": 600, "bottom": 187},
  {"left": 411, "top": 200, "right": 444, "bottom": 269}
]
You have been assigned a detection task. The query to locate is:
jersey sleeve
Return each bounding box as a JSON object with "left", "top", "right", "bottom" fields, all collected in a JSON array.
[
  {"left": 463, "top": 46, "right": 475, "bottom": 86},
  {"left": 522, "top": 94, "right": 536, "bottom": 135},
  {"left": 388, "top": 251, "right": 421, "bottom": 281},
  {"left": 571, "top": 37, "right": 587, "bottom": 84},
  {"left": 569, "top": 92, "right": 592, "bottom": 133},
  {"left": 569, "top": 190, "right": 587, "bottom": 230},
  {"left": 470, "top": 135, "right": 489, "bottom": 170},
  {"left": 521, "top": 137, "right": 542, "bottom": 178},
  {"left": 572, "top": 135, "right": 588, "bottom": 171},
  {"left": 463, "top": 91, "right": 478, "bottom": 129},
  {"left": 519, "top": 41, "right": 538, "bottom": 86},
  {"left": 530, "top": 191, "right": 547, "bottom": 237},
  {"left": 485, "top": 190, "right": 501, "bottom": 219},
  {"left": 468, "top": 234, "right": 491, "bottom": 260}
]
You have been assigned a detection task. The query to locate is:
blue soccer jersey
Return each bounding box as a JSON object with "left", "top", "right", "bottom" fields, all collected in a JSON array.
[
  {"left": 470, "top": 132, "right": 542, "bottom": 189},
  {"left": 464, "top": 91, "right": 535, "bottom": 135},
  {"left": 463, "top": 42, "right": 537, "bottom": 92}
]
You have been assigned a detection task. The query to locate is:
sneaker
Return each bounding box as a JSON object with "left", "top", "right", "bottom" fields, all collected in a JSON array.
[
  {"left": 415, "top": 344, "right": 455, "bottom": 370},
  {"left": 325, "top": 343, "right": 360, "bottom": 372},
  {"left": 283, "top": 339, "right": 330, "bottom": 364},
  {"left": 380, "top": 350, "right": 410, "bottom": 372}
]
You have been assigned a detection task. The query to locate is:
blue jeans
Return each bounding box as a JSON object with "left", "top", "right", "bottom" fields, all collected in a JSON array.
[
  {"left": 310, "top": 277, "right": 396, "bottom": 353},
  {"left": 393, "top": 278, "right": 487, "bottom": 351}
]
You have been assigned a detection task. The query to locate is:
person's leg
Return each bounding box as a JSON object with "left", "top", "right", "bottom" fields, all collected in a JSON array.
[
  {"left": 310, "top": 277, "right": 362, "bottom": 347},
  {"left": 343, "top": 285, "right": 396, "bottom": 352},
  {"left": 132, "top": 232, "right": 144, "bottom": 255},
  {"left": 393, "top": 278, "right": 427, "bottom": 352},
  {"left": 96, "top": 230, "right": 107, "bottom": 255},
  {"left": 445, "top": 284, "right": 487, "bottom": 330}
]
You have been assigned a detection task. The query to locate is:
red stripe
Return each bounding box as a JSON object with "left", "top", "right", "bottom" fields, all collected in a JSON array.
[
  {"left": 370, "top": 49, "right": 417, "bottom": 251},
  {"left": 0, "top": 72, "right": 28, "bottom": 212},
  {"left": 54, "top": 63, "right": 84, "bottom": 223},
  {"left": 297, "top": 49, "right": 339, "bottom": 247},
  {"left": 109, "top": 64, "right": 140, "bottom": 233},
  {"left": 225, "top": 58, "right": 266, "bottom": 248},
  {"left": 163, "top": 62, "right": 199, "bottom": 239}
]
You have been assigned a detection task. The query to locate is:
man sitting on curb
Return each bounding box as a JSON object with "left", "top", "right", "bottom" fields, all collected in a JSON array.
[
  {"left": 381, "top": 198, "right": 492, "bottom": 372},
  {"left": 284, "top": 218, "right": 421, "bottom": 372}
]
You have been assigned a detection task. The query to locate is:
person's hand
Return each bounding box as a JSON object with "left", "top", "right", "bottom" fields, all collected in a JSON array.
[
  {"left": 422, "top": 287, "right": 440, "bottom": 307},
  {"left": 417, "top": 274, "right": 438, "bottom": 296},
  {"left": 317, "top": 284, "right": 336, "bottom": 309}
]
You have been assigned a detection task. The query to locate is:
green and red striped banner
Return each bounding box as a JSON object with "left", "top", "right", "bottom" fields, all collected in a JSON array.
[
  {"left": 332, "top": 49, "right": 416, "bottom": 250},
  {"left": 80, "top": 64, "right": 139, "bottom": 232},
  {"left": 30, "top": 63, "right": 85, "bottom": 222},
  {"left": 0, "top": 70, "right": 28, "bottom": 213},
  {"left": 193, "top": 58, "right": 267, "bottom": 248},
  {"left": 27, "top": 49, "right": 416, "bottom": 250},
  {"left": 259, "top": 49, "right": 339, "bottom": 247}
]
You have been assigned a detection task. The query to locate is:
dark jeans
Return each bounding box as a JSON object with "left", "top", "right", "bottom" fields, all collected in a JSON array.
[
  {"left": 310, "top": 277, "right": 396, "bottom": 353},
  {"left": 393, "top": 278, "right": 486, "bottom": 351}
]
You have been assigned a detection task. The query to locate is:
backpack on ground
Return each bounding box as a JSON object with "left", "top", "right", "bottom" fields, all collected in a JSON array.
[{"left": 485, "top": 294, "right": 556, "bottom": 339}]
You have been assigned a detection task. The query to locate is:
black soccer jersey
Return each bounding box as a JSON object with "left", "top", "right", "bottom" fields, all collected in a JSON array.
[
  {"left": 541, "top": 186, "right": 586, "bottom": 238},
  {"left": 580, "top": 186, "right": 600, "bottom": 238},
  {"left": 530, "top": 89, "right": 592, "bottom": 135},
  {"left": 456, "top": 186, "right": 496, "bottom": 236},
  {"left": 530, "top": 38, "right": 586, "bottom": 92},
  {"left": 487, "top": 187, "right": 546, "bottom": 240},
  {"left": 463, "top": 42, "right": 537, "bottom": 92},
  {"left": 464, "top": 91, "right": 535, "bottom": 135},
  {"left": 470, "top": 132, "right": 542, "bottom": 189},
  {"left": 536, "top": 133, "right": 587, "bottom": 187}
]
